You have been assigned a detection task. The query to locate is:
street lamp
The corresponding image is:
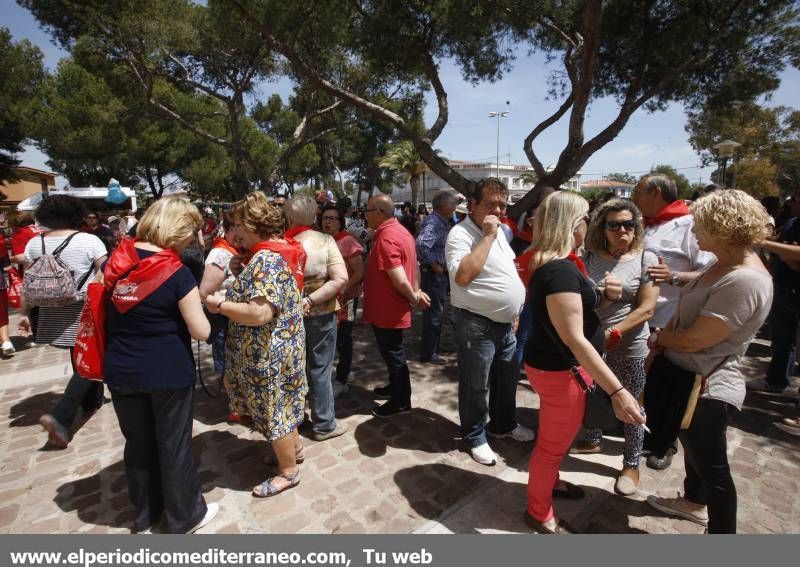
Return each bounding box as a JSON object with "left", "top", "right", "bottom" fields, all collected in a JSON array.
[
  {"left": 713, "top": 139, "right": 741, "bottom": 187},
  {"left": 489, "top": 111, "right": 509, "bottom": 178}
]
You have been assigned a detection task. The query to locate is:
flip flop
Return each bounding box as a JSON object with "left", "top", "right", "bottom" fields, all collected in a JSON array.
[{"left": 252, "top": 471, "right": 300, "bottom": 498}]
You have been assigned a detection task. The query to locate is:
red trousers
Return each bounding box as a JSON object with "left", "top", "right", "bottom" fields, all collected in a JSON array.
[
  {"left": 0, "top": 289, "right": 8, "bottom": 327},
  {"left": 525, "top": 365, "right": 590, "bottom": 522}
]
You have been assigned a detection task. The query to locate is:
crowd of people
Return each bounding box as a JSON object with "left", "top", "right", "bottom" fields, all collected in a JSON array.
[{"left": 0, "top": 173, "right": 796, "bottom": 535}]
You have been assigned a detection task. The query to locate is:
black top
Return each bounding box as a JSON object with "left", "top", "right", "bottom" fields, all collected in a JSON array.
[
  {"left": 104, "top": 249, "right": 198, "bottom": 390},
  {"left": 524, "top": 258, "right": 604, "bottom": 370},
  {"left": 772, "top": 217, "right": 800, "bottom": 291}
]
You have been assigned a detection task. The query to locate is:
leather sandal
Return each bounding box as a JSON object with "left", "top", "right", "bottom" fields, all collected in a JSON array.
[
  {"left": 552, "top": 480, "right": 585, "bottom": 500},
  {"left": 252, "top": 470, "right": 300, "bottom": 498},
  {"left": 523, "top": 512, "right": 575, "bottom": 534}
]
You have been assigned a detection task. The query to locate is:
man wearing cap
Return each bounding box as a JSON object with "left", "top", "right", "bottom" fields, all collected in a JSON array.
[
  {"left": 446, "top": 178, "right": 534, "bottom": 466},
  {"left": 416, "top": 191, "right": 457, "bottom": 365}
]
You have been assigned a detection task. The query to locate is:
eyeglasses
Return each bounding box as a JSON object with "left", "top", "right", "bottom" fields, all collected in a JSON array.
[
  {"left": 605, "top": 220, "right": 636, "bottom": 231},
  {"left": 321, "top": 216, "right": 339, "bottom": 222}
]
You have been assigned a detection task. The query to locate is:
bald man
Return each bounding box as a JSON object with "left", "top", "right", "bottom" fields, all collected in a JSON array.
[{"left": 363, "top": 195, "right": 431, "bottom": 417}]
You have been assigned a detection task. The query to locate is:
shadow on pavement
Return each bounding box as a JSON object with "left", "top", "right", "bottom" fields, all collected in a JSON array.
[
  {"left": 8, "top": 392, "right": 61, "bottom": 427},
  {"left": 353, "top": 408, "right": 461, "bottom": 458}
]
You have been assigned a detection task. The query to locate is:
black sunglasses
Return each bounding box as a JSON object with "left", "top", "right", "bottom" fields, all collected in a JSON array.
[{"left": 605, "top": 220, "right": 636, "bottom": 231}]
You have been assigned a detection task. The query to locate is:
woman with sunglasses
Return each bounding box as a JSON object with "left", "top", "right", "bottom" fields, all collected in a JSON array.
[{"left": 575, "top": 199, "right": 660, "bottom": 496}]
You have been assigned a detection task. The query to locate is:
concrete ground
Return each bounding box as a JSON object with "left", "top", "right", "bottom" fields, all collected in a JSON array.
[{"left": 0, "top": 310, "right": 798, "bottom": 534}]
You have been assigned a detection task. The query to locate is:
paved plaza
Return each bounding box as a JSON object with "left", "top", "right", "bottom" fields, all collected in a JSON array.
[{"left": 0, "top": 311, "right": 798, "bottom": 534}]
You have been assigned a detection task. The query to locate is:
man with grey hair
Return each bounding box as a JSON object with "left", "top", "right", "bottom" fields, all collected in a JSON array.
[
  {"left": 416, "top": 191, "right": 458, "bottom": 364},
  {"left": 363, "top": 194, "right": 430, "bottom": 417},
  {"left": 633, "top": 173, "right": 713, "bottom": 469}
]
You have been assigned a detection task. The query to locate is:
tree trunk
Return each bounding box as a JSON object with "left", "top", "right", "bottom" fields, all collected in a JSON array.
[{"left": 410, "top": 174, "right": 421, "bottom": 206}]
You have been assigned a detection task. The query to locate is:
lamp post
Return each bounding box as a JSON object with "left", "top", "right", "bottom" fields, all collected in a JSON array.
[
  {"left": 713, "top": 139, "right": 741, "bottom": 187},
  {"left": 489, "top": 111, "right": 509, "bottom": 178}
]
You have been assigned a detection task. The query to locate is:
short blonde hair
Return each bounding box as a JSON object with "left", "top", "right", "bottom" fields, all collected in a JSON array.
[
  {"left": 232, "top": 191, "right": 284, "bottom": 239},
  {"left": 136, "top": 196, "right": 202, "bottom": 250},
  {"left": 284, "top": 196, "right": 318, "bottom": 227},
  {"left": 585, "top": 198, "right": 645, "bottom": 253},
  {"left": 530, "top": 191, "right": 589, "bottom": 269},
  {"left": 691, "top": 189, "right": 771, "bottom": 246}
]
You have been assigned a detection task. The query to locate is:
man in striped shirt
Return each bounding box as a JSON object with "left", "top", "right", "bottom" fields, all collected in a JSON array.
[{"left": 416, "top": 191, "right": 457, "bottom": 365}]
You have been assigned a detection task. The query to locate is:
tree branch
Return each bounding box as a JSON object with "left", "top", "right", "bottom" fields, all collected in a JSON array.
[{"left": 422, "top": 51, "right": 448, "bottom": 143}]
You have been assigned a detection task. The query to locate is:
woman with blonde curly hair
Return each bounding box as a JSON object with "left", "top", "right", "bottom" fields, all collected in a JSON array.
[
  {"left": 103, "top": 196, "right": 217, "bottom": 533},
  {"left": 523, "top": 191, "right": 645, "bottom": 534},
  {"left": 205, "top": 191, "right": 308, "bottom": 498},
  {"left": 645, "top": 189, "right": 773, "bottom": 533}
]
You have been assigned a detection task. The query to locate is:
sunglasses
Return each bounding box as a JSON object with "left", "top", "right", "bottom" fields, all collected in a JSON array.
[{"left": 605, "top": 220, "right": 636, "bottom": 231}]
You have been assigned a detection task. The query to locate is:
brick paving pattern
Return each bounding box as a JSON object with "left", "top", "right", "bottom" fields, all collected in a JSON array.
[{"left": 0, "top": 311, "right": 798, "bottom": 534}]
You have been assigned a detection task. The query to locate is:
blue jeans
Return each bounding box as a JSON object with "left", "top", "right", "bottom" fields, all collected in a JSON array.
[
  {"left": 513, "top": 302, "right": 533, "bottom": 367},
  {"left": 765, "top": 286, "right": 800, "bottom": 389},
  {"left": 452, "top": 307, "right": 519, "bottom": 448},
  {"left": 207, "top": 312, "right": 228, "bottom": 375},
  {"left": 420, "top": 268, "right": 449, "bottom": 360},
  {"left": 51, "top": 347, "right": 104, "bottom": 429},
  {"left": 304, "top": 313, "right": 338, "bottom": 434},
  {"left": 372, "top": 326, "right": 411, "bottom": 406}
]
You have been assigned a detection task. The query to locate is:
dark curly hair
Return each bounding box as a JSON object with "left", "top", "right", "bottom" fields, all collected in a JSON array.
[{"left": 35, "top": 195, "right": 87, "bottom": 230}]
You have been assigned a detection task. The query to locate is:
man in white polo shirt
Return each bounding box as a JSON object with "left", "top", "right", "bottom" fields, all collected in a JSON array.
[
  {"left": 634, "top": 173, "right": 714, "bottom": 470},
  {"left": 445, "top": 178, "right": 535, "bottom": 466}
]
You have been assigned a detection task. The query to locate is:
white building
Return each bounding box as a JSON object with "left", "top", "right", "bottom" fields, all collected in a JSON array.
[{"left": 389, "top": 160, "right": 581, "bottom": 205}]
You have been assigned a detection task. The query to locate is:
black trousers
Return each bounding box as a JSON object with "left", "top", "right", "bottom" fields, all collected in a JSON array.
[
  {"left": 335, "top": 320, "right": 354, "bottom": 384},
  {"left": 109, "top": 385, "right": 207, "bottom": 533},
  {"left": 51, "top": 347, "right": 104, "bottom": 429},
  {"left": 372, "top": 326, "right": 411, "bottom": 406},
  {"left": 679, "top": 398, "right": 737, "bottom": 534}
]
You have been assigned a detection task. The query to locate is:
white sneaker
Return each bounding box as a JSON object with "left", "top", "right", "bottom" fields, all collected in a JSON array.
[
  {"left": 488, "top": 424, "right": 535, "bottom": 442},
  {"left": 470, "top": 443, "right": 497, "bottom": 466},
  {"left": 332, "top": 381, "right": 349, "bottom": 398},
  {"left": 187, "top": 502, "right": 219, "bottom": 534},
  {"left": 2, "top": 341, "right": 15, "bottom": 356}
]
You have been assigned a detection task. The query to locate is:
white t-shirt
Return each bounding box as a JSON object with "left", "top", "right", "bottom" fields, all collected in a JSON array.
[
  {"left": 445, "top": 217, "right": 525, "bottom": 323},
  {"left": 643, "top": 214, "right": 715, "bottom": 327}
]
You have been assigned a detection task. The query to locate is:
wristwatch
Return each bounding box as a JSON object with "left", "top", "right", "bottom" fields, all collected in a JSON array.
[{"left": 669, "top": 272, "right": 680, "bottom": 286}]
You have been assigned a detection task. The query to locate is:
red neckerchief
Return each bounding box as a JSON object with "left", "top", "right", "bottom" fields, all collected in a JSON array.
[
  {"left": 567, "top": 252, "right": 588, "bottom": 276},
  {"left": 643, "top": 200, "right": 691, "bottom": 227},
  {"left": 333, "top": 230, "right": 350, "bottom": 242},
  {"left": 251, "top": 237, "right": 307, "bottom": 290},
  {"left": 285, "top": 225, "right": 313, "bottom": 239},
  {"left": 212, "top": 237, "right": 239, "bottom": 256},
  {"left": 104, "top": 238, "right": 183, "bottom": 314}
]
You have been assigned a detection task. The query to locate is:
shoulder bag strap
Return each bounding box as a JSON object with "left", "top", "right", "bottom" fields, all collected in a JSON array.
[
  {"left": 40, "top": 233, "right": 46, "bottom": 255},
  {"left": 52, "top": 231, "right": 80, "bottom": 258}
]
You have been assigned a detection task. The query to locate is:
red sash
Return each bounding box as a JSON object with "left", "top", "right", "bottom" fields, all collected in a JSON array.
[
  {"left": 104, "top": 238, "right": 184, "bottom": 313},
  {"left": 567, "top": 252, "right": 588, "bottom": 276},
  {"left": 285, "top": 225, "right": 313, "bottom": 239},
  {"left": 333, "top": 231, "right": 350, "bottom": 242},
  {"left": 251, "top": 237, "right": 307, "bottom": 290},
  {"left": 644, "top": 200, "right": 691, "bottom": 227},
  {"left": 212, "top": 237, "right": 239, "bottom": 256}
]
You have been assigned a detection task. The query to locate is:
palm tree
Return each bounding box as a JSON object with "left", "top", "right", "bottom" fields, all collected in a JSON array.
[
  {"left": 519, "top": 171, "right": 538, "bottom": 187},
  {"left": 377, "top": 141, "right": 428, "bottom": 206}
]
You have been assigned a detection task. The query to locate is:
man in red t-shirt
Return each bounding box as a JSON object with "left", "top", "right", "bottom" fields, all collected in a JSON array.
[{"left": 363, "top": 194, "right": 430, "bottom": 417}]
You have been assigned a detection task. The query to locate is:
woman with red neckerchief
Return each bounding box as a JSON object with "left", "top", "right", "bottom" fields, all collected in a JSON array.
[
  {"left": 199, "top": 211, "right": 246, "bottom": 424},
  {"left": 206, "top": 192, "right": 308, "bottom": 498},
  {"left": 319, "top": 204, "right": 364, "bottom": 397},
  {"left": 283, "top": 196, "right": 348, "bottom": 442},
  {"left": 103, "top": 196, "right": 217, "bottom": 534}
]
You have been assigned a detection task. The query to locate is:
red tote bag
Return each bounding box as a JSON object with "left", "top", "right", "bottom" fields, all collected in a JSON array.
[
  {"left": 7, "top": 267, "right": 22, "bottom": 309},
  {"left": 72, "top": 281, "right": 108, "bottom": 381}
]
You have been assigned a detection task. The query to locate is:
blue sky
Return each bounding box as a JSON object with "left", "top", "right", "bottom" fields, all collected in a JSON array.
[{"left": 6, "top": 0, "right": 800, "bottom": 187}]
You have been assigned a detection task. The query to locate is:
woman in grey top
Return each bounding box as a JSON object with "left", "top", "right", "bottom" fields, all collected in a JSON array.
[
  {"left": 578, "top": 199, "right": 660, "bottom": 495},
  {"left": 645, "top": 190, "right": 773, "bottom": 534}
]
